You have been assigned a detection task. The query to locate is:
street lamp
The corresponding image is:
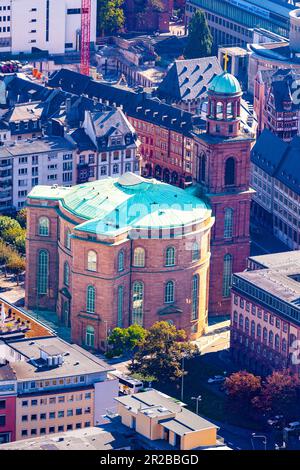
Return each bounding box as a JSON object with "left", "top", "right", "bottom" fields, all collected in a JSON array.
[
  {"left": 251, "top": 433, "right": 267, "bottom": 450},
  {"left": 191, "top": 395, "right": 202, "bottom": 415}
]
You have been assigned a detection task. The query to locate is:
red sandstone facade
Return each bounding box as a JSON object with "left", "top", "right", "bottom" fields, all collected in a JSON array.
[
  {"left": 25, "top": 177, "right": 213, "bottom": 350},
  {"left": 193, "top": 79, "right": 254, "bottom": 316},
  {"left": 128, "top": 115, "right": 194, "bottom": 187}
]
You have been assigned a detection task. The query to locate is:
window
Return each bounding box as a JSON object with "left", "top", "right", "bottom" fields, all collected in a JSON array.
[
  {"left": 133, "top": 247, "right": 145, "bottom": 267},
  {"left": 192, "top": 242, "right": 200, "bottom": 261},
  {"left": 257, "top": 324, "right": 261, "bottom": 339},
  {"left": 64, "top": 261, "right": 70, "bottom": 287},
  {"left": 165, "top": 280, "right": 175, "bottom": 303},
  {"left": 65, "top": 229, "right": 71, "bottom": 249},
  {"left": 224, "top": 208, "right": 234, "bottom": 238},
  {"left": 269, "top": 331, "right": 274, "bottom": 347},
  {"left": 0, "top": 401, "right": 5, "bottom": 409},
  {"left": 192, "top": 275, "right": 199, "bottom": 320},
  {"left": 165, "top": 246, "right": 176, "bottom": 266},
  {"left": 132, "top": 281, "right": 144, "bottom": 326},
  {"left": 87, "top": 250, "right": 97, "bottom": 271},
  {"left": 222, "top": 254, "right": 232, "bottom": 297},
  {"left": 239, "top": 314, "right": 243, "bottom": 329},
  {"left": 275, "top": 334, "right": 280, "bottom": 351},
  {"left": 38, "top": 217, "right": 49, "bottom": 236},
  {"left": 117, "top": 285, "right": 123, "bottom": 327},
  {"left": 225, "top": 157, "right": 235, "bottom": 186},
  {"left": 86, "top": 285, "right": 95, "bottom": 314},
  {"left": 37, "top": 250, "right": 49, "bottom": 295},
  {"left": 86, "top": 325, "right": 95, "bottom": 348},
  {"left": 118, "top": 250, "right": 124, "bottom": 272}
]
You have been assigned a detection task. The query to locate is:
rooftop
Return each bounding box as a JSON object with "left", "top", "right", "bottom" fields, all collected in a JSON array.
[
  {"left": 0, "top": 298, "right": 54, "bottom": 340},
  {"left": 115, "top": 390, "right": 218, "bottom": 436},
  {"left": 0, "top": 425, "right": 130, "bottom": 450},
  {"left": 157, "top": 56, "right": 222, "bottom": 102},
  {"left": 27, "top": 173, "right": 211, "bottom": 237},
  {"left": 208, "top": 72, "right": 242, "bottom": 95},
  {"left": 7, "top": 336, "right": 113, "bottom": 381},
  {"left": 233, "top": 251, "right": 300, "bottom": 319}
]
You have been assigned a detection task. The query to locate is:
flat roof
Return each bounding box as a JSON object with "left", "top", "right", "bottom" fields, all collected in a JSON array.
[
  {"left": 8, "top": 337, "right": 114, "bottom": 381},
  {"left": 115, "top": 390, "right": 217, "bottom": 434},
  {"left": 0, "top": 426, "right": 130, "bottom": 450}
]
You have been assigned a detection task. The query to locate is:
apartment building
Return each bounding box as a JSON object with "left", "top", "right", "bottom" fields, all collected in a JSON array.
[
  {"left": 230, "top": 251, "right": 300, "bottom": 377},
  {"left": 0, "top": 146, "right": 12, "bottom": 212},
  {"left": 0, "top": 0, "right": 97, "bottom": 55},
  {"left": 0, "top": 336, "right": 115, "bottom": 441},
  {"left": 8, "top": 136, "right": 76, "bottom": 209},
  {"left": 251, "top": 129, "right": 300, "bottom": 249}
]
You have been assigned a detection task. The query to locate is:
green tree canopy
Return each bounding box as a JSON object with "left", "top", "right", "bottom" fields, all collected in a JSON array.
[
  {"left": 184, "top": 10, "right": 213, "bottom": 59},
  {"left": 16, "top": 208, "right": 27, "bottom": 229},
  {"left": 130, "top": 321, "right": 198, "bottom": 383},
  {"left": 97, "top": 0, "right": 125, "bottom": 36},
  {"left": 107, "top": 324, "right": 146, "bottom": 359}
]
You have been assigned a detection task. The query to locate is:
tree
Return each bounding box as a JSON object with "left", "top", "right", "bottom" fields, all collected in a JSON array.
[
  {"left": 252, "top": 370, "right": 300, "bottom": 416},
  {"left": 225, "top": 371, "right": 261, "bottom": 404},
  {"left": 130, "top": 321, "right": 198, "bottom": 383},
  {"left": 107, "top": 324, "right": 147, "bottom": 360},
  {"left": 16, "top": 208, "right": 27, "bottom": 229},
  {"left": 97, "top": 0, "right": 125, "bottom": 36},
  {"left": 6, "top": 252, "right": 26, "bottom": 285},
  {"left": 0, "top": 216, "right": 21, "bottom": 238},
  {"left": 184, "top": 10, "right": 213, "bottom": 59}
]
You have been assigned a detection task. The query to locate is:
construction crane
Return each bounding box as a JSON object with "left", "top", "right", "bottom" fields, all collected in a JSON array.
[{"left": 80, "top": 0, "right": 91, "bottom": 76}]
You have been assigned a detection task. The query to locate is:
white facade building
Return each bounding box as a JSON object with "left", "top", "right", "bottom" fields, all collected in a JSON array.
[{"left": 0, "top": 0, "right": 97, "bottom": 55}]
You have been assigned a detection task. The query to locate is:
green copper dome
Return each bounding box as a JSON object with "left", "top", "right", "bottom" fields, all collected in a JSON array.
[{"left": 208, "top": 72, "right": 242, "bottom": 95}]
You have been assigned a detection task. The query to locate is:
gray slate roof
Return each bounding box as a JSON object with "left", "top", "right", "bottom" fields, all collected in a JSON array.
[{"left": 157, "top": 57, "right": 222, "bottom": 103}]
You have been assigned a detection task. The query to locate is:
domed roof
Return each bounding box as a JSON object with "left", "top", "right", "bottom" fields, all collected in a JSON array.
[{"left": 208, "top": 72, "right": 242, "bottom": 95}]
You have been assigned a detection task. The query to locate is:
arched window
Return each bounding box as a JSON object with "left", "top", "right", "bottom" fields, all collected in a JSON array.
[
  {"left": 199, "top": 153, "right": 206, "bottom": 182},
  {"left": 282, "top": 338, "right": 287, "bottom": 352},
  {"left": 165, "top": 281, "right": 175, "bottom": 304},
  {"left": 132, "top": 281, "right": 144, "bottom": 326},
  {"left": 133, "top": 247, "right": 145, "bottom": 267},
  {"left": 233, "top": 311, "right": 238, "bottom": 324},
  {"left": 192, "top": 242, "right": 200, "bottom": 261},
  {"left": 251, "top": 320, "right": 255, "bottom": 337},
  {"left": 224, "top": 208, "right": 234, "bottom": 238},
  {"left": 38, "top": 250, "right": 49, "bottom": 295},
  {"left": 192, "top": 274, "right": 199, "bottom": 320},
  {"left": 222, "top": 254, "right": 232, "bottom": 298},
  {"left": 216, "top": 101, "right": 223, "bottom": 119},
  {"left": 275, "top": 334, "right": 280, "bottom": 351},
  {"left": 118, "top": 250, "right": 124, "bottom": 272},
  {"left": 87, "top": 250, "right": 97, "bottom": 272},
  {"left": 86, "top": 285, "right": 95, "bottom": 313},
  {"left": 65, "top": 228, "right": 71, "bottom": 250},
  {"left": 245, "top": 317, "right": 249, "bottom": 333},
  {"left": 165, "top": 247, "right": 175, "bottom": 267},
  {"left": 117, "top": 285, "right": 124, "bottom": 327},
  {"left": 269, "top": 331, "right": 274, "bottom": 347},
  {"left": 257, "top": 324, "right": 261, "bottom": 339},
  {"left": 239, "top": 313, "right": 243, "bottom": 329},
  {"left": 227, "top": 102, "right": 234, "bottom": 118},
  {"left": 85, "top": 325, "right": 95, "bottom": 348},
  {"left": 225, "top": 157, "right": 235, "bottom": 186},
  {"left": 64, "top": 261, "right": 70, "bottom": 287},
  {"left": 38, "top": 217, "right": 49, "bottom": 236},
  {"left": 263, "top": 327, "right": 268, "bottom": 343}
]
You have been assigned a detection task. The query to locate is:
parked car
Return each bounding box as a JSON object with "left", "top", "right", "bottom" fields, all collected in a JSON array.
[
  {"left": 267, "top": 415, "right": 284, "bottom": 429},
  {"left": 208, "top": 375, "right": 225, "bottom": 384},
  {"left": 284, "top": 421, "right": 300, "bottom": 435}
]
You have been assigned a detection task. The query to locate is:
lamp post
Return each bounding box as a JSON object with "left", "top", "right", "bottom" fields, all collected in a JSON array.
[
  {"left": 191, "top": 395, "right": 202, "bottom": 415},
  {"left": 251, "top": 433, "right": 267, "bottom": 450}
]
